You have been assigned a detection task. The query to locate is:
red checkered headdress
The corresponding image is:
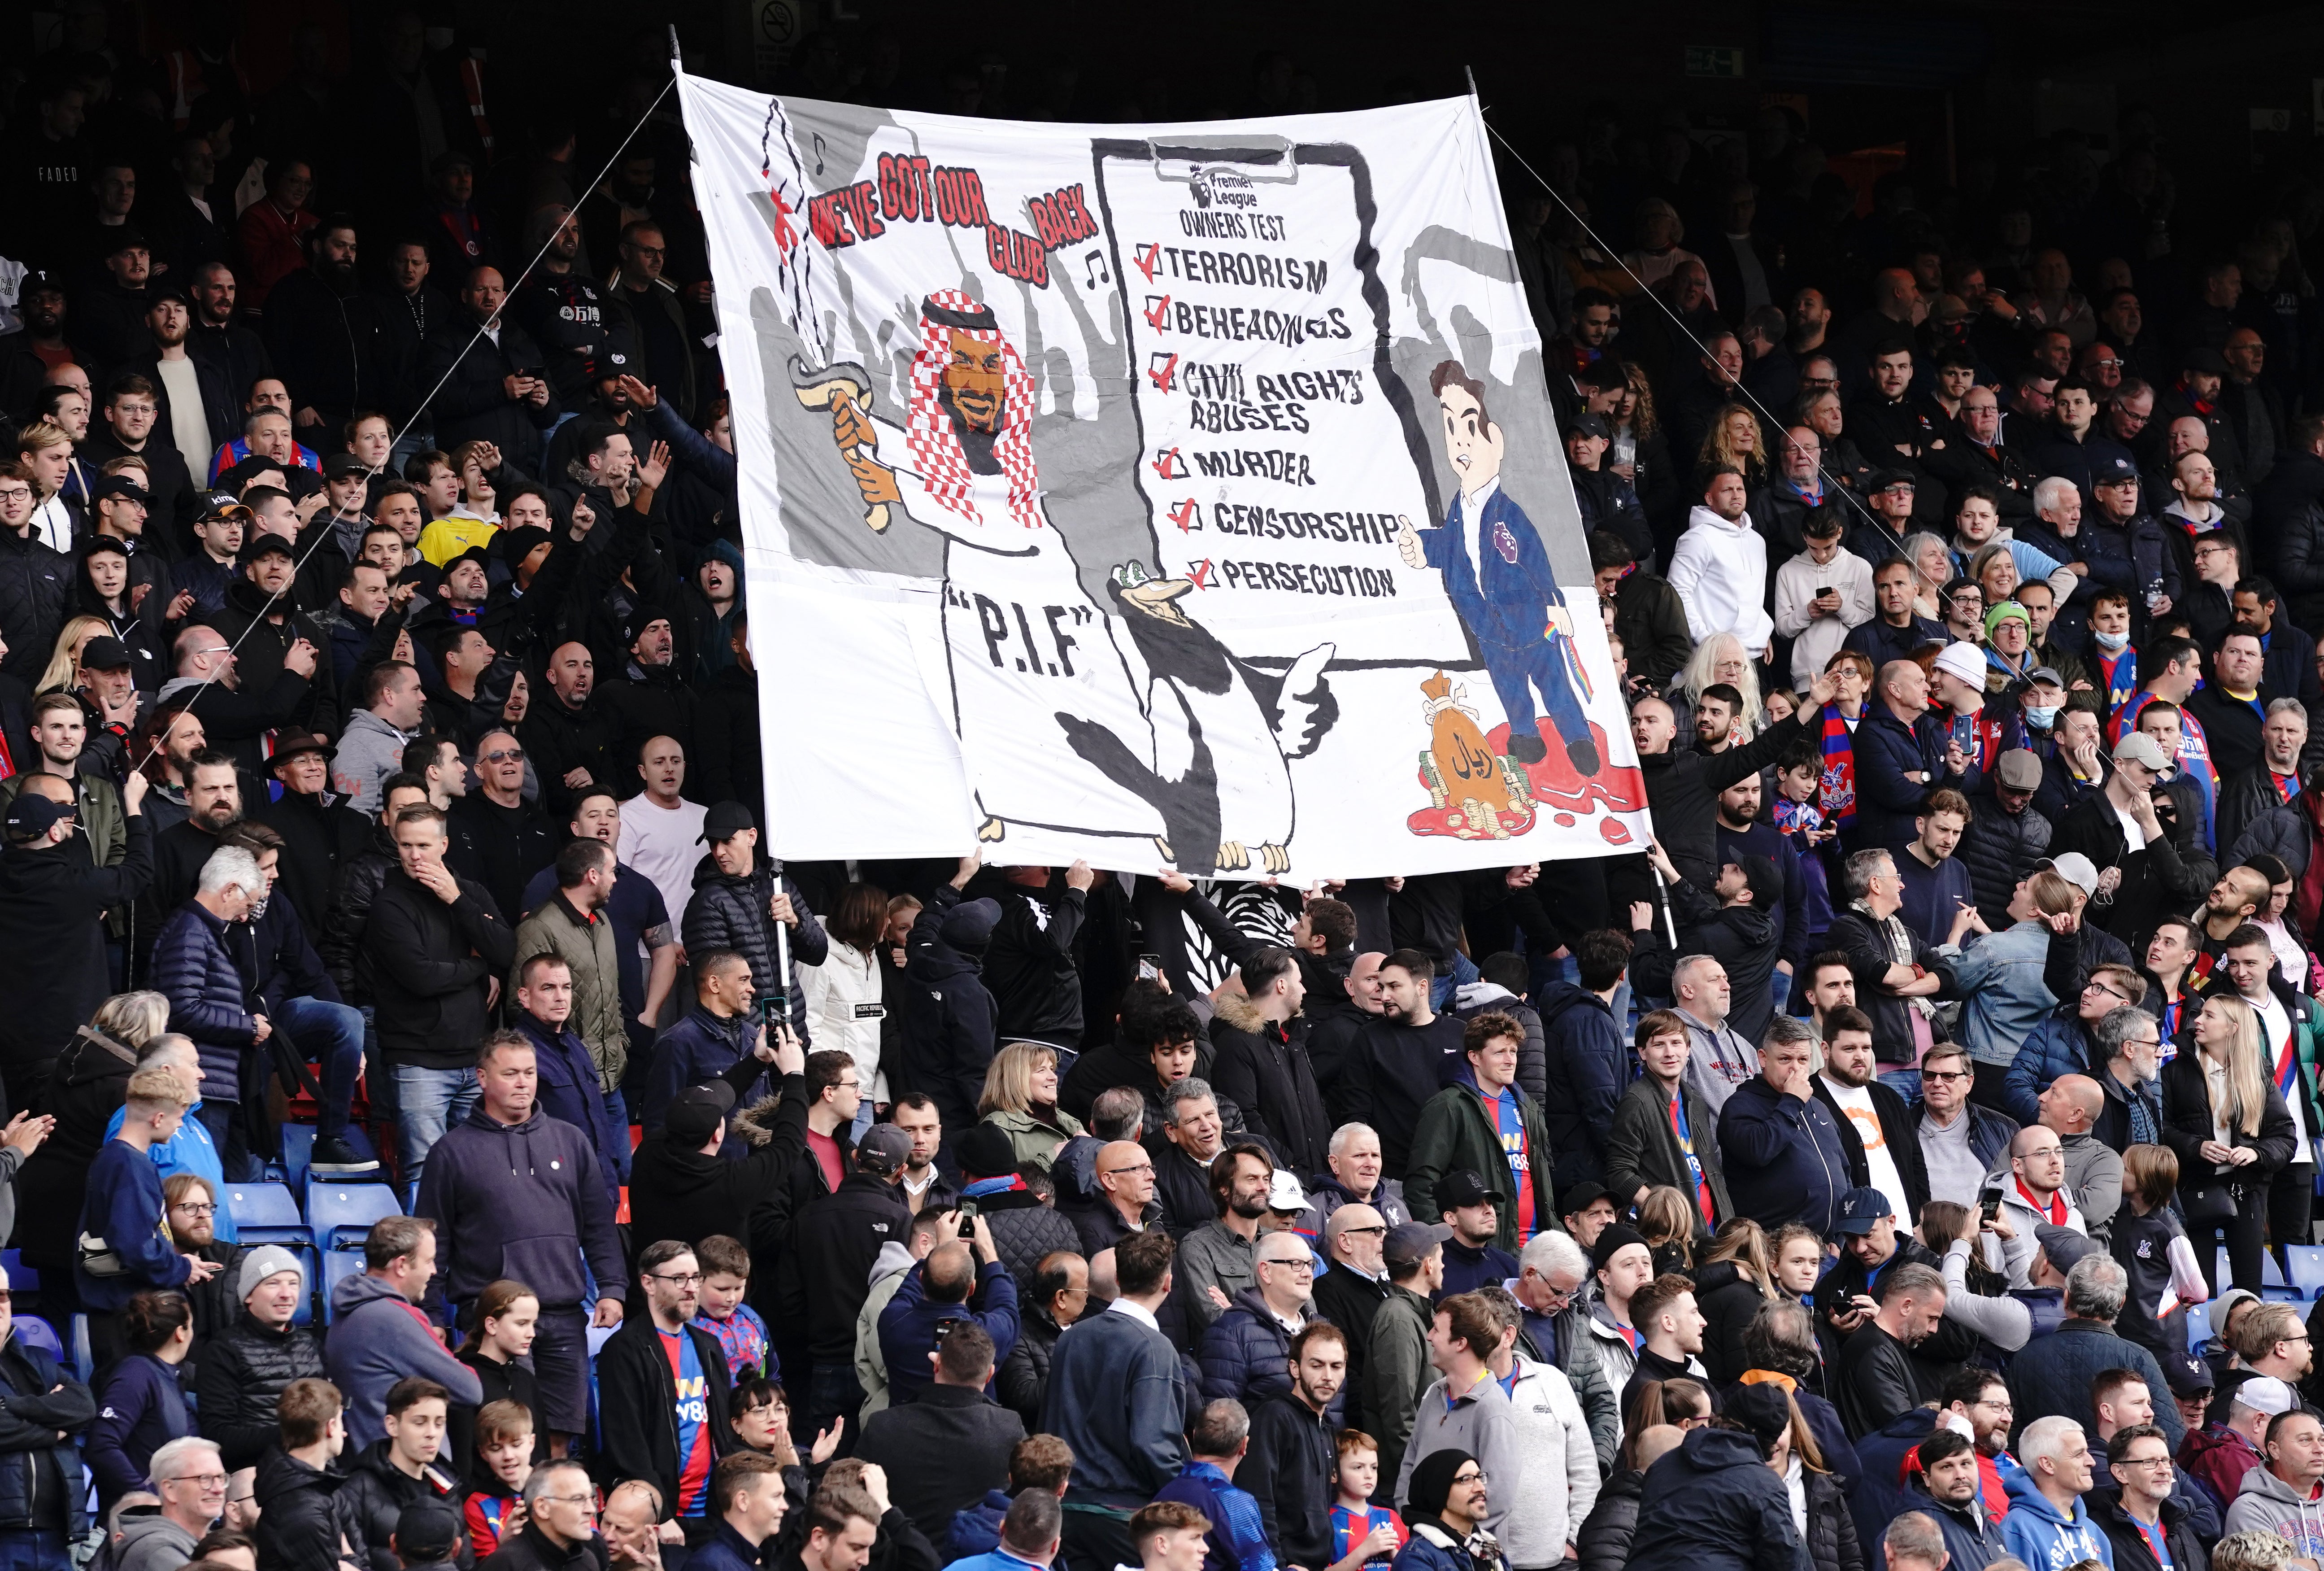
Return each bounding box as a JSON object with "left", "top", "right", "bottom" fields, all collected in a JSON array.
[{"left": 905, "top": 290, "right": 1042, "bottom": 531}]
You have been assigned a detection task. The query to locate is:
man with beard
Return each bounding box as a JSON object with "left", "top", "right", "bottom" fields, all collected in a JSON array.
[
  {"left": 264, "top": 220, "right": 383, "bottom": 447},
  {"left": 520, "top": 641, "right": 622, "bottom": 816},
  {"left": 510, "top": 206, "right": 629, "bottom": 411},
  {"left": 139, "top": 749, "right": 243, "bottom": 965},
  {"left": 602, "top": 608, "right": 700, "bottom": 781},
  {"left": 1834, "top": 1261, "right": 1950, "bottom": 1440},
  {"left": 126, "top": 287, "right": 235, "bottom": 493}
]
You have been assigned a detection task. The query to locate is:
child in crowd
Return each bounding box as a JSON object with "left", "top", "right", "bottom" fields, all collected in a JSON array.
[
  {"left": 1329, "top": 1430, "right": 1406, "bottom": 1568},
  {"left": 690, "top": 1234, "right": 774, "bottom": 1383},
  {"left": 462, "top": 1399, "right": 535, "bottom": 1559},
  {"left": 452, "top": 1279, "right": 543, "bottom": 1475},
  {"left": 1771, "top": 745, "right": 1835, "bottom": 952}
]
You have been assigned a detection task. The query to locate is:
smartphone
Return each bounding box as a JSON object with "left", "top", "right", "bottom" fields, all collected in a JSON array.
[
  {"left": 958, "top": 1213, "right": 976, "bottom": 1239},
  {"left": 1817, "top": 585, "right": 1832, "bottom": 598},
  {"left": 1977, "top": 1186, "right": 2003, "bottom": 1225},
  {"left": 1137, "top": 953, "right": 1164, "bottom": 982}
]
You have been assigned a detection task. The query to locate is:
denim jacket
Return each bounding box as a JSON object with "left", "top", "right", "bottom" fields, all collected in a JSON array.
[{"left": 1942, "top": 919, "right": 2060, "bottom": 1067}]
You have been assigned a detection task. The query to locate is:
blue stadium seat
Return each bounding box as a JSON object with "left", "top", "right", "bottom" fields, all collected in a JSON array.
[
  {"left": 265, "top": 1125, "right": 315, "bottom": 1191},
  {"left": 70, "top": 1315, "right": 91, "bottom": 1385},
  {"left": 308, "top": 1183, "right": 402, "bottom": 1251},
  {"left": 2288, "top": 1245, "right": 2324, "bottom": 1300},
  {"left": 228, "top": 1183, "right": 311, "bottom": 1248},
  {"left": 0, "top": 1250, "right": 38, "bottom": 1295},
  {"left": 2185, "top": 1301, "right": 2212, "bottom": 1353},
  {"left": 14, "top": 1318, "right": 61, "bottom": 1362},
  {"left": 2266, "top": 1249, "right": 2290, "bottom": 1288}
]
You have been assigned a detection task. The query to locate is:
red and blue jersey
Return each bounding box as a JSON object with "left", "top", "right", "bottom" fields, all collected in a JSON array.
[
  {"left": 659, "top": 1328, "right": 714, "bottom": 1517},
  {"left": 465, "top": 1488, "right": 520, "bottom": 1559},
  {"left": 1331, "top": 1503, "right": 1406, "bottom": 1566},
  {"left": 1488, "top": 1086, "right": 1535, "bottom": 1241},
  {"left": 691, "top": 1304, "right": 775, "bottom": 1384}
]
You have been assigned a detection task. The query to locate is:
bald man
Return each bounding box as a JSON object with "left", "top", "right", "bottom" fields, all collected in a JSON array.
[
  {"left": 1625, "top": 670, "right": 1837, "bottom": 898},
  {"left": 1310, "top": 951, "right": 1387, "bottom": 1115},
  {"left": 1073, "top": 1139, "right": 1161, "bottom": 1255},
  {"left": 2039, "top": 1074, "right": 2123, "bottom": 1242},
  {"left": 1851, "top": 658, "right": 1974, "bottom": 854}
]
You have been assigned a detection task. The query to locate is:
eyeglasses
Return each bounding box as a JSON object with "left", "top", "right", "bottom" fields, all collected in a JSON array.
[
  {"left": 648, "top": 1272, "right": 704, "bottom": 1287},
  {"left": 1100, "top": 1162, "right": 1155, "bottom": 1178},
  {"left": 2085, "top": 981, "right": 2129, "bottom": 1001},
  {"left": 0, "top": 488, "right": 32, "bottom": 503},
  {"left": 1342, "top": 1224, "right": 1388, "bottom": 1236},
  {"left": 1923, "top": 1069, "right": 1973, "bottom": 1084},
  {"left": 173, "top": 1473, "right": 230, "bottom": 1490},
  {"left": 1449, "top": 1469, "right": 1486, "bottom": 1485},
  {"left": 171, "top": 1202, "right": 218, "bottom": 1217},
  {"left": 1260, "top": 1257, "right": 1315, "bottom": 1272},
  {"left": 480, "top": 747, "right": 523, "bottom": 764},
  {"left": 2117, "top": 1454, "right": 2174, "bottom": 1470},
  {"left": 542, "top": 1494, "right": 596, "bottom": 1508}
]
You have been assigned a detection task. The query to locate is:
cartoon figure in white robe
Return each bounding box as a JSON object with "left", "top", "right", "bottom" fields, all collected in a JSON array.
[{"left": 799, "top": 289, "right": 1333, "bottom": 873}]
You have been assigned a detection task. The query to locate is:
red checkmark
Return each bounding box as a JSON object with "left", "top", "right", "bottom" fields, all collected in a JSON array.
[
  {"left": 1188, "top": 558, "right": 1215, "bottom": 589},
  {"left": 1147, "top": 353, "right": 1178, "bottom": 393},
  {"left": 1167, "top": 499, "right": 1197, "bottom": 532},
  {"left": 1143, "top": 294, "right": 1171, "bottom": 330},
  {"left": 1152, "top": 448, "right": 1183, "bottom": 480},
  {"left": 1134, "top": 243, "right": 1160, "bottom": 283}
]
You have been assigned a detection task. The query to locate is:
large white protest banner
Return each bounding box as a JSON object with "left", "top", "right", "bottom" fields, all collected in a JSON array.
[{"left": 678, "top": 70, "right": 1650, "bottom": 877}]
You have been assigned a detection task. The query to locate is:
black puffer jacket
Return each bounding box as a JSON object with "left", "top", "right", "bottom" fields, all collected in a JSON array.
[
  {"left": 1957, "top": 789, "right": 2054, "bottom": 926},
  {"left": 997, "top": 1305, "right": 1063, "bottom": 1432},
  {"left": 0, "top": 526, "right": 70, "bottom": 685},
  {"left": 319, "top": 823, "right": 397, "bottom": 1005},
  {"left": 337, "top": 1438, "right": 469, "bottom": 1571},
  {"left": 1805, "top": 1466, "right": 1864, "bottom": 1571},
  {"left": 681, "top": 856, "right": 828, "bottom": 1042},
  {"left": 252, "top": 1444, "right": 351, "bottom": 1571},
  {"left": 975, "top": 1188, "right": 1084, "bottom": 1295},
  {"left": 1693, "top": 1259, "right": 1774, "bottom": 1387},
  {"left": 196, "top": 1313, "right": 328, "bottom": 1471},
  {"left": 897, "top": 886, "right": 1000, "bottom": 1129},
  {"left": 1576, "top": 1467, "right": 1646, "bottom": 1571}
]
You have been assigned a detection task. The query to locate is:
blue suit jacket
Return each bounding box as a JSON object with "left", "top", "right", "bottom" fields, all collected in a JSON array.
[{"left": 1418, "top": 484, "right": 1566, "bottom": 653}]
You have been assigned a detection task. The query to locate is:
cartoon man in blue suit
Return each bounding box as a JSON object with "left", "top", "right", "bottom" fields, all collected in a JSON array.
[{"left": 1397, "top": 360, "right": 1602, "bottom": 775}]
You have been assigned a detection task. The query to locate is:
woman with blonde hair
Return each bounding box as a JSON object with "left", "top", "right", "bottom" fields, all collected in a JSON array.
[
  {"left": 1697, "top": 405, "right": 1768, "bottom": 489},
  {"left": 1675, "top": 632, "right": 1766, "bottom": 733},
  {"left": 978, "top": 1040, "right": 1085, "bottom": 1170},
  {"left": 1694, "top": 1217, "right": 1779, "bottom": 1383},
  {"left": 1621, "top": 198, "right": 1703, "bottom": 294},
  {"left": 2164, "top": 991, "right": 2296, "bottom": 1294},
  {"left": 1900, "top": 532, "right": 1958, "bottom": 623},
  {"left": 2111, "top": 1142, "right": 2206, "bottom": 1362},
  {"left": 35, "top": 613, "right": 113, "bottom": 696}
]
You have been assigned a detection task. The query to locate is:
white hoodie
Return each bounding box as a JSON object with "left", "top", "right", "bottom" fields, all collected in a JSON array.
[{"left": 1667, "top": 504, "right": 1774, "bottom": 654}]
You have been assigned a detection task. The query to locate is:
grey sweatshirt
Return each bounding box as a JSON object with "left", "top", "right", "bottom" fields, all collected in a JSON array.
[{"left": 1396, "top": 1370, "right": 1522, "bottom": 1536}]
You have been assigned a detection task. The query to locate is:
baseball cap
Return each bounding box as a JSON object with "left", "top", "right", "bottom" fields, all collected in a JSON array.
[
  {"left": 2037, "top": 851, "right": 2102, "bottom": 898},
  {"left": 19, "top": 269, "right": 63, "bottom": 297},
  {"left": 697, "top": 800, "right": 756, "bottom": 842},
  {"left": 857, "top": 1122, "right": 914, "bottom": 1175},
  {"left": 1567, "top": 412, "right": 1611, "bottom": 441},
  {"left": 1931, "top": 641, "right": 1986, "bottom": 687},
  {"left": 78, "top": 637, "right": 133, "bottom": 672},
  {"left": 2113, "top": 731, "right": 2171, "bottom": 771},
  {"left": 396, "top": 1501, "right": 463, "bottom": 1563},
  {"left": 1832, "top": 1186, "right": 1894, "bottom": 1235},
  {"left": 147, "top": 281, "right": 190, "bottom": 309},
  {"left": 2034, "top": 1223, "right": 2101, "bottom": 1277},
  {"left": 2239, "top": 1375, "right": 2298, "bottom": 1417},
  {"left": 2093, "top": 454, "right": 2140, "bottom": 485},
  {"left": 443, "top": 544, "right": 493, "bottom": 576},
  {"left": 322, "top": 452, "right": 370, "bottom": 481},
  {"left": 1266, "top": 1170, "right": 1308, "bottom": 1213},
  {"left": 238, "top": 532, "right": 295, "bottom": 564},
  {"left": 105, "top": 225, "right": 151, "bottom": 257},
  {"left": 2163, "top": 1353, "right": 2215, "bottom": 1398},
  {"left": 940, "top": 898, "right": 1001, "bottom": 949},
  {"left": 196, "top": 490, "right": 252, "bottom": 522},
  {"left": 4, "top": 794, "right": 73, "bottom": 841},
  {"left": 89, "top": 472, "right": 148, "bottom": 502},
  {"left": 2025, "top": 666, "right": 2066, "bottom": 689},
  {"left": 664, "top": 1081, "right": 737, "bottom": 1146},
  {"left": 1384, "top": 1220, "right": 1453, "bottom": 1270},
  {"left": 1996, "top": 749, "right": 2042, "bottom": 791},
  {"left": 1558, "top": 1181, "right": 1613, "bottom": 1219},
  {"left": 1589, "top": 1222, "right": 1649, "bottom": 1272},
  {"left": 1436, "top": 1170, "right": 1505, "bottom": 1211}
]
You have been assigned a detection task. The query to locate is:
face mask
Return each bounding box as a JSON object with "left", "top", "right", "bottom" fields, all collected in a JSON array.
[
  {"left": 2094, "top": 629, "right": 2130, "bottom": 652},
  {"left": 2024, "top": 705, "right": 2059, "bottom": 729}
]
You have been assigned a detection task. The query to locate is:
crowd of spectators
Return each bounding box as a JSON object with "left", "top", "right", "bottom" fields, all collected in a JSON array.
[{"left": 13, "top": 11, "right": 2324, "bottom": 1571}]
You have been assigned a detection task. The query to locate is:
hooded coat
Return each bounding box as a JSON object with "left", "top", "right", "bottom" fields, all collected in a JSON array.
[
  {"left": 1209, "top": 991, "right": 1331, "bottom": 1174},
  {"left": 1625, "top": 1426, "right": 1802, "bottom": 1571},
  {"left": 1537, "top": 982, "right": 1626, "bottom": 1189},
  {"left": 412, "top": 1103, "right": 625, "bottom": 1320},
  {"left": 1998, "top": 1470, "right": 2117, "bottom": 1571},
  {"left": 897, "top": 885, "right": 1001, "bottom": 1129}
]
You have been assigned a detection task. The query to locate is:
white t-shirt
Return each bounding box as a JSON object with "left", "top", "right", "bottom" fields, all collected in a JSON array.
[
  {"left": 153, "top": 356, "right": 211, "bottom": 484},
  {"left": 2250, "top": 989, "right": 2310, "bottom": 1156},
  {"left": 1824, "top": 1075, "right": 1912, "bottom": 1224},
  {"left": 619, "top": 793, "right": 709, "bottom": 934}
]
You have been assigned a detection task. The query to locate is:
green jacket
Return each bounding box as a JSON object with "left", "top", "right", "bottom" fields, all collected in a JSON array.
[
  {"left": 981, "top": 1105, "right": 1086, "bottom": 1172},
  {"left": 1364, "top": 1281, "right": 1435, "bottom": 1506},
  {"left": 1406, "top": 1079, "right": 1558, "bottom": 1252},
  {"left": 509, "top": 893, "right": 627, "bottom": 1089},
  {"left": 0, "top": 767, "right": 125, "bottom": 870}
]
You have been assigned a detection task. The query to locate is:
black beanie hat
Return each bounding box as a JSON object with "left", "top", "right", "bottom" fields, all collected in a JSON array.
[
  {"left": 1406, "top": 1448, "right": 1475, "bottom": 1521},
  {"left": 1726, "top": 1382, "right": 1793, "bottom": 1458}
]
